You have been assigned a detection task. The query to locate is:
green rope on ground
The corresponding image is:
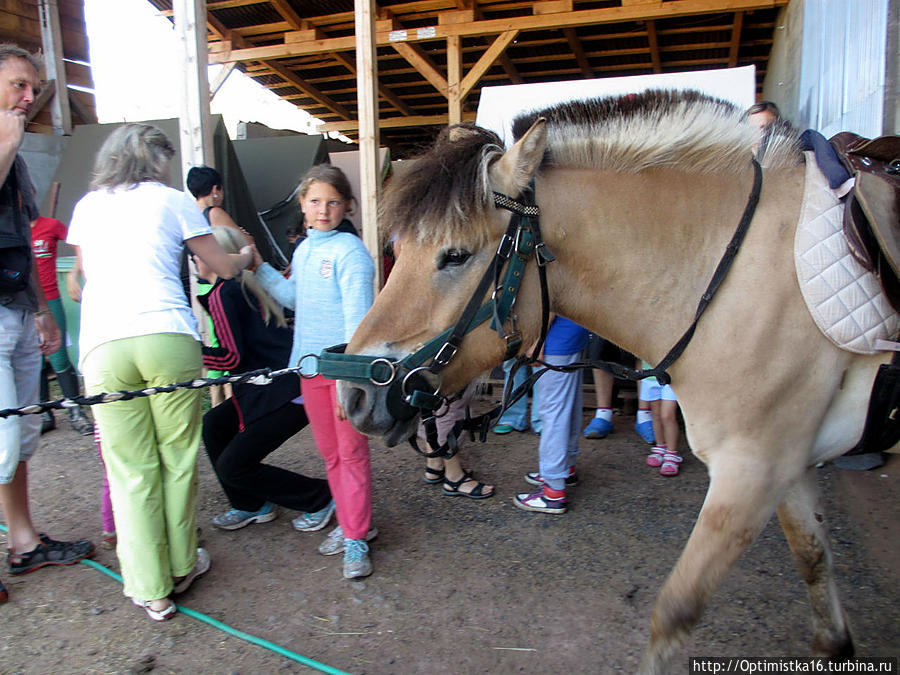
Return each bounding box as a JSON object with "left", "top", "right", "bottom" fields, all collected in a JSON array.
[{"left": 0, "top": 526, "right": 351, "bottom": 675}]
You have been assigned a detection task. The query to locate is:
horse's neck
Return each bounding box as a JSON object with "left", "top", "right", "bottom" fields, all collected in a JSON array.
[{"left": 537, "top": 165, "right": 761, "bottom": 363}]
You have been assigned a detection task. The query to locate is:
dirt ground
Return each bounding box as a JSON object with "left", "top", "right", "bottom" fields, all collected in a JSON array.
[{"left": 0, "top": 390, "right": 897, "bottom": 675}]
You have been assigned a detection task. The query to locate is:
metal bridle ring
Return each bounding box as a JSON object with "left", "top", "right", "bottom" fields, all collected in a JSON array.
[
  {"left": 296, "top": 353, "right": 320, "bottom": 379},
  {"left": 401, "top": 366, "right": 441, "bottom": 399},
  {"left": 369, "top": 358, "right": 397, "bottom": 386}
]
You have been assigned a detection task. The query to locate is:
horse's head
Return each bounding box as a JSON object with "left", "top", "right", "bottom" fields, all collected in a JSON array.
[{"left": 338, "top": 119, "right": 548, "bottom": 446}]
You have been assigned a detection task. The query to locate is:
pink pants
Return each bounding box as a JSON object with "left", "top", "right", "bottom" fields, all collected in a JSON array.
[
  {"left": 95, "top": 426, "right": 115, "bottom": 534},
  {"left": 301, "top": 376, "right": 372, "bottom": 540}
]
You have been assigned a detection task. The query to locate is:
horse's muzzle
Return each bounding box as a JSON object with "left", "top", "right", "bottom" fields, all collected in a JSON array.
[{"left": 337, "top": 380, "right": 421, "bottom": 447}]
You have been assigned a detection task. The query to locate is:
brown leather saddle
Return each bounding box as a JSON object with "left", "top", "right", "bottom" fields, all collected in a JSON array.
[{"left": 831, "top": 132, "right": 900, "bottom": 310}]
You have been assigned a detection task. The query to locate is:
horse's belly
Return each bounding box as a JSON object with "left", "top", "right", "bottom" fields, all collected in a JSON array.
[{"left": 811, "top": 355, "right": 887, "bottom": 462}]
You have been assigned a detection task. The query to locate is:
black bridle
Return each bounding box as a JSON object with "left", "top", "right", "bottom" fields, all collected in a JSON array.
[{"left": 316, "top": 160, "right": 763, "bottom": 458}]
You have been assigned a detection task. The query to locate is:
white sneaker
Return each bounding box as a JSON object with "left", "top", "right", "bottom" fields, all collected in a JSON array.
[
  {"left": 343, "top": 539, "right": 373, "bottom": 579},
  {"left": 318, "top": 525, "right": 379, "bottom": 556},
  {"left": 173, "top": 548, "right": 211, "bottom": 594}
]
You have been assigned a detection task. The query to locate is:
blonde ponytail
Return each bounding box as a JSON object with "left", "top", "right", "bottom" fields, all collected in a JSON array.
[{"left": 210, "top": 226, "right": 287, "bottom": 328}]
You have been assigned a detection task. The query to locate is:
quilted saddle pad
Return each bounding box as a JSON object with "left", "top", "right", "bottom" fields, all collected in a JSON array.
[{"left": 794, "top": 151, "right": 900, "bottom": 354}]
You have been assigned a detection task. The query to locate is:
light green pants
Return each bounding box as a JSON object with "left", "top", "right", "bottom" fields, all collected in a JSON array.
[{"left": 82, "top": 333, "right": 202, "bottom": 601}]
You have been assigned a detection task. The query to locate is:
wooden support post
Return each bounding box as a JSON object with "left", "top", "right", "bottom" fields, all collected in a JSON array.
[
  {"left": 174, "top": 0, "right": 214, "bottom": 176},
  {"left": 447, "top": 35, "right": 462, "bottom": 126},
  {"left": 37, "top": 0, "right": 72, "bottom": 135},
  {"left": 356, "top": 0, "right": 383, "bottom": 290},
  {"left": 174, "top": 0, "right": 212, "bottom": 345}
]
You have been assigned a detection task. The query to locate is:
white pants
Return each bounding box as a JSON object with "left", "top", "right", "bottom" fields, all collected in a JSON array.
[{"left": 535, "top": 352, "right": 583, "bottom": 491}]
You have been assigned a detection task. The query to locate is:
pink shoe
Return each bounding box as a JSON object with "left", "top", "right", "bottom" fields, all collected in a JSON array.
[
  {"left": 646, "top": 446, "right": 666, "bottom": 467},
  {"left": 659, "top": 453, "right": 683, "bottom": 476}
]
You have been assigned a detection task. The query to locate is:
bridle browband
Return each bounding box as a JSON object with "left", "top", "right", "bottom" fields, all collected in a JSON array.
[{"left": 315, "top": 159, "right": 763, "bottom": 458}]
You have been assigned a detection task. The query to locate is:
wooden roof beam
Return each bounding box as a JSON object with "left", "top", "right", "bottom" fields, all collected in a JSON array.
[
  {"left": 562, "top": 28, "right": 593, "bottom": 78},
  {"left": 331, "top": 51, "right": 416, "bottom": 116},
  {"left": 280, "top": 6, "right": 416, "bottom": 118},
  {"left": 209, "top": 0, "right": 789, "bottom": 64},
  {"left": 268, "top": 0, "right": 304, "bottom": 30},
  {"left": 646, "top": 20, "right": 662, "bottom": 73},
  {"left": 728, "top": 11, "right": 744, "bottom": 67},
  {"left": 469, "top": 4, "right": 523, "bottom": 84},
  {"left": 266, "top": 60, "right": 353, "bottom": 119},
  {"left": 210, "top": 62, "right": 236, "bottom": 97},
  {"left": 317, "top": 112, "right": 476, "bottom": 133},
  {"left": 460, "top": 29, "right": 518, "bottom": 98},
  {"left": 208, "top": 11, "right": 354, "bottom": 121},
  {"left": 391, "top": 42, "right": 449, "bottom": 97}
]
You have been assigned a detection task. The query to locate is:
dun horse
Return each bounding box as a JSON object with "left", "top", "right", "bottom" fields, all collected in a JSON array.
[{"left": 339, "top": 91, "right": 886, "bottom": 672}]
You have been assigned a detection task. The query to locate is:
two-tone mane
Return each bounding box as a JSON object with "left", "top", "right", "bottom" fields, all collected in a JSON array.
[
  {"left": 512, "top": 89, "right": 802, "bottom": 174},
  {"left": 384, "top": 90, "right": 802, "bottom": 248}
]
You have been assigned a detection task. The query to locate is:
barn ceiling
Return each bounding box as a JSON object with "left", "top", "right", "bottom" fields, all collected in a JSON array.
[{"left": 146, "top": 0, "right": 789, "bottom": 158}]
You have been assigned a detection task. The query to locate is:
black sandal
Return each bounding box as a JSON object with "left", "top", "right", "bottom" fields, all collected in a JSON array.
[
  {"left": 8, "top": 534, "right": 95, "bottom": 576},
  {"left": 442, "top": 471, "right": 494, "bottom": 499},
  {"left": 423, "top": 466, "right": 445, "bottom": 485},
  {"left": 0, "top": 577, "right": 8, "bottom": 603}
]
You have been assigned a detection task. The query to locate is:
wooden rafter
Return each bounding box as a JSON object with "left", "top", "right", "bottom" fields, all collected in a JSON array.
[
  {"left": 266, "top": 59, "right": 353, "bottom": 119},
  {"left": 208, "top": 0, "right": 789, "bottom": 64},
  {"left": 150, "top": 0, "right": 787, "bottom": 154},
  {"left": 268, "top": 2, "right": 414, "bottom": 119},
  {"left": 728, "top": 11, "right": 744, "bottom": 67},
  {"left": 318, "top": 112, "right": 477, "bottom": 132},
  {"left": 208, "top": 11, "right": 352, "bottom": 120},
  {"left": 267, "top": 0, "right": 304, "bottom": 30},
  {"left": 391, "top": 42, "right": 449, "bottom": 97},
  {"left": 209, "top": 62, "right": 236, "bottom": 97},
  {"left": 330, "top": 51, "right": 415, "bottom": 116},
  {"left": 562, "top": 27, "right": 593, "bottom": 78},
  {"left": 460, "top": 29, "right": 518, "bottom": 99},
  {"left": 646, "top": 20, "right": 662, "bottom": 74}
]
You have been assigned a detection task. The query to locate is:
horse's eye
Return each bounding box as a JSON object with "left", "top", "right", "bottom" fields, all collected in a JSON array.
[{"left": 436, "top": 248, "right": 472, "bottom": 270}]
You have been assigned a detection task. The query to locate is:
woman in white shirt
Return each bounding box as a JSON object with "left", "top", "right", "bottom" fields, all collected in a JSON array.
[{"left": 68, "top": 124, "right": 252, "bottom": 622}]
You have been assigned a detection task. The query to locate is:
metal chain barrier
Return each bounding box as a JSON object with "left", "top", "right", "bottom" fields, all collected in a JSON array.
[{"left": 0, "top": 366, "right": 303, "bottom": 419}]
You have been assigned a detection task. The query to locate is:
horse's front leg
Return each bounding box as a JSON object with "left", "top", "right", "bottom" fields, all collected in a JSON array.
[
  {"left": 638, "top": 453, "right": 789, "bottom": 675},
  {"left": 776, "top": 468, "right": 854, "bottom": 658}
]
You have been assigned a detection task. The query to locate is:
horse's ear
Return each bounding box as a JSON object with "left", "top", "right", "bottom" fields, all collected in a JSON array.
[{"left": 490, "top": 118, "right": 547, "bottom": 195}]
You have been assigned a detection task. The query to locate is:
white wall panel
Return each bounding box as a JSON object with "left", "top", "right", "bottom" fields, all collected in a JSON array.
[{"left": 798, "top": 0, "right": 888, "bottom": 137}]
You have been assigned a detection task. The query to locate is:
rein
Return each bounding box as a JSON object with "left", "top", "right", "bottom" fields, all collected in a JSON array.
[{"left": 316, "top": 159, "right": 763, "bottom": 458}]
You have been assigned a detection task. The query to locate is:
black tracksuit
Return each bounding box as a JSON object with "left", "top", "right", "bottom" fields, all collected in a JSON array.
[{"left": 199, "top": 278, "right": 330, "bottom": 513}]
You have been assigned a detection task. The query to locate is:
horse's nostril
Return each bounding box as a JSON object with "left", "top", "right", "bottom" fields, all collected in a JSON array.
[{"left": 344, "top": 385, "right": 364, "bottom": 417}]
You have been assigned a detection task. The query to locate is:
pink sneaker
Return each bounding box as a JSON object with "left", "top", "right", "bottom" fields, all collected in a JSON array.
[
  {"left": 646, "top": 446, "right": 666, "bottom": 467},
  {"left": 659, "top": 453, "right": 683, "bottom": 476}
]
